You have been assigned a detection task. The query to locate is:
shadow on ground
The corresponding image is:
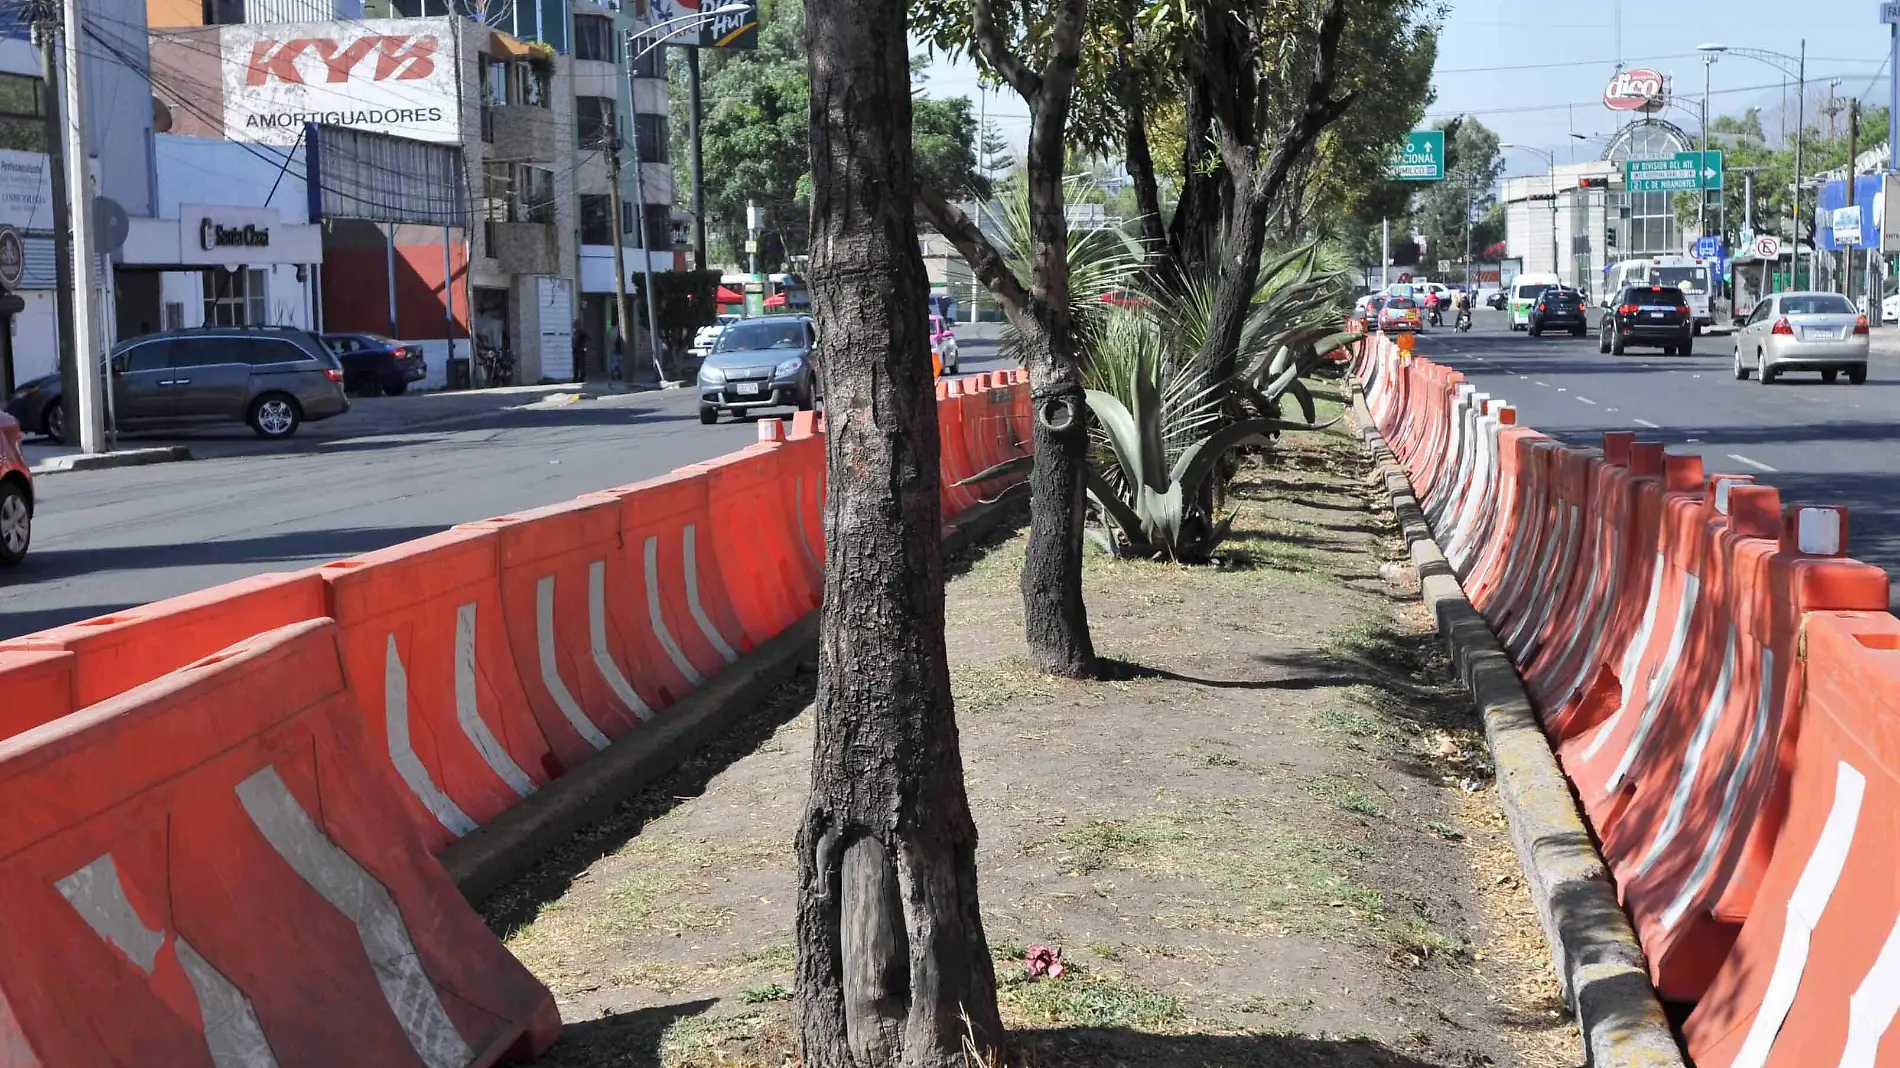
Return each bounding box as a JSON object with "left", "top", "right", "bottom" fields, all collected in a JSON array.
[{"left": 533, "top": 1000, "right": 1472, "bottom": 1068}]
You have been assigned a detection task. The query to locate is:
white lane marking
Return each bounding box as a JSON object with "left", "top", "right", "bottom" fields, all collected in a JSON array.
[
  {"left": 1729, "top": 761, "right": 1866, "bottom": 1068},
  {"left": 1607, "top": 407, "right": 1620, "bottom": 412},
  {"left": 1727, "top": 453, "right": 1777, "bottom": 473},
  {"left": 535, "top": 576, "right": 611, "bottom": 751},
  {"left": 383, "top": 637, "right": 479, "bottom": 836},
  {"left": 1577, "top": 396, "right": 1599, "bottom": 405},
  {"left": 1633, "top": 418, "right": 1661, "bottom": 428},
  {"left": 1518, "top": 374, "right": 1530, "bottom": 380},
  {"left": 1535, "top": 380, "right": 1552, "bottom": 388},
  {"left": 644, "top": 535, "right": 706, "bottom": 686},
  {"left": 456, "top": 604, "right": 536, "bottom": 797},
  {"left": 588, "top": 560, "right": 653, "bottom": 722},
  {"left": 683, "top": 525, "right": 740, "bottom": 664},
  {"left": 1557, "top": 386, "right": 1568, "bottom": 392},
  {"left": 237, "top": 766, "right": 476, "bottom": 1068}
]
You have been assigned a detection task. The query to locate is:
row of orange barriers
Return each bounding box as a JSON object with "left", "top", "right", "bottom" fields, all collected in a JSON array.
[
  {"left": 1359, "top": 333, "right": 1900, "bottom": 1066},
  {"left": 0, "top": 372, "right": 1031, "bottom": 1064}
]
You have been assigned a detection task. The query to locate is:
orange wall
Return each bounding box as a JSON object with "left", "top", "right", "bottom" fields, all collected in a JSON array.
[{"left": 147, "top": 0, "right": 202, "bottom": 26}]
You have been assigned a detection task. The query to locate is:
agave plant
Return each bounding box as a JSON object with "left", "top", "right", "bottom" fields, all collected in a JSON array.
[{"left": 983, "top": 182, "right": 1149, "bottom": 367}]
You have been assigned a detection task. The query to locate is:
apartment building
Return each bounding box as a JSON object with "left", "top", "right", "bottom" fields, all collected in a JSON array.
[{"left": 146, "top": 0, "right": 678, "bottom": 385}]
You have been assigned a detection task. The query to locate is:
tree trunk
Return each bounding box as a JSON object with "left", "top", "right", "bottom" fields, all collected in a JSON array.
[
  {"left": 798, "top": 3, "right": 1002, "bottom": 1067},
  {"left": 1165, "top": 69, "right": 1225, "bottom": 285},
  {"left": 1116, "top": 56, "right": 1165, "bottom": 253},
  {"left": 1019, "top": 46, "right": 1096, "bottom": 679}
]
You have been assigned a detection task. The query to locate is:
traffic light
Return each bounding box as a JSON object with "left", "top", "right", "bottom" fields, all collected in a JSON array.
[
  {"left": 1605, "top": 229, "right": 1618, "bottom": 249},
  {"left": 1579, "top": 176, "right": 1610, "bottom": 189}
]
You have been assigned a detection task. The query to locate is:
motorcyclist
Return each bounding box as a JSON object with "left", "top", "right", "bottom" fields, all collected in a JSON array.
[
  {"left": 1454, "top": 290, "right": 1473, "bottom": 332},
  {"left": 1424, "top": 289, "right": 1443, "bottom": 327}
]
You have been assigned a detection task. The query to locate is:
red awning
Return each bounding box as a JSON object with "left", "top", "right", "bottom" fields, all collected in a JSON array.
[
  {"left": 715, "top": 285, "right": 744, "bottom": 303},
  {"left": 763, "top": 292, "right": 787, "bottom": 308}
]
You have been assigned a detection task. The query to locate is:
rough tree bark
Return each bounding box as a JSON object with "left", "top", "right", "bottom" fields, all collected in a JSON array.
[
  {"left": 916, "top": 0, "right": 1097, "bottom": 679},
  {"left": 1192, "top": 0, "right": 1356, "bottom": 384},
  {"left": 796, "top": 1, "right": 1002, "bottom": 1065}
]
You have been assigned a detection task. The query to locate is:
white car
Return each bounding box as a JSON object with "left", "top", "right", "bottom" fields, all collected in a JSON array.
[
  {"left": 1883, "top": 291, "right": 1898, "bottom": 324},
  {"left": 691, "top": 314, "right": 744, "bottom": 358}
]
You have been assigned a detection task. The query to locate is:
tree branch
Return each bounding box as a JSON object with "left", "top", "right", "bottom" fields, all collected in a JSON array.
[
  {"left": 1253, "top": 0, "right": 1356, "bottom": 214},
  {"left": 915, "top": 182, "right": 1032, "bottom": 320},
  {"left": 968, "top": 0, "right": 1042, "bottom": 102}
]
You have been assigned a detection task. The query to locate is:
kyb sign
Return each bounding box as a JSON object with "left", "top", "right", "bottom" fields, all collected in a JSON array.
[{"left": 221, "top": 18, "right": 459, "bottom": 145}]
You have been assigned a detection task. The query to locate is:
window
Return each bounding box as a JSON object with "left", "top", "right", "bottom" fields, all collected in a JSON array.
[
  {"left": 240, "top": 339, "right": 307, "bottom": 366},
  {"left": 634, "top": 114, "right": 668, "bottom": 163},
  {"left": 202, "top": 268, "right": 266, "bottom": 326},
  {"left": 162, "top": 302, "right": 184, "bottom": 331},
  {"left": 642, "top": 204, "right": 671, "bottom": 250},
  {"left": 577, "top": 96, "right": 616, "bottom": 148},
  {"left": 171, "top": 337, "right": 242, "bottom": 367},
  {"left": 631, "top": 44, "right": 665, "bottom": 79},
  {"left": 1781, "top": 294, "right": 1855, "bottom": 316},
  {"left": 575, "top": 15, "right": 615, "bottom": 62},
  {"left": 521, "top": 166, "right": 554, "bottom": 223},
  {"left": 0, "top": 73, "right": 46, "bottom": 154},
  {"left": 622, "top": 199, "right": 634, "bottom": 236},
  {"left": 120, "top": 340, "right": 172, "bottom": 373},
  {"left": 579, "top": 194, "right": 615, "bottom": 245}
]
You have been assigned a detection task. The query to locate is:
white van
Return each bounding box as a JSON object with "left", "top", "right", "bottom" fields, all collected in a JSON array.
[
  {"left": 1605, "top": 256, "right": 1713, "bottom": 333},
  {"left": 1507, "top": 273, "right": 1562, "bottom": 331}
]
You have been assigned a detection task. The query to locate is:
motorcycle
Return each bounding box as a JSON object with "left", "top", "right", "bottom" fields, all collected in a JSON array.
[
  {"left": 1455, "top": 308, "right": 1472, "bottom": 332},
  {"left": 1427, "top": 302, "right": 1444, "bottom": 328},
  {"left": 477, "top": 344, "right": 515, "bottom": 388}
]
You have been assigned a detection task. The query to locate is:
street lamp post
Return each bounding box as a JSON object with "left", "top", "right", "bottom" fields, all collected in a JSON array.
[
  {"left": 1699, "top": 41, "right": 1806, "bottom": 284},
  {"left": 1503, "top": 144, "right": 1560, "bottom": 283}
]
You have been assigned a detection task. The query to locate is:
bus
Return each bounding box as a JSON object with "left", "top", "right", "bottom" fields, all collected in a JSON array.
[{"left": 1604, "top": 256, "right": 1714, "bottom": 334}]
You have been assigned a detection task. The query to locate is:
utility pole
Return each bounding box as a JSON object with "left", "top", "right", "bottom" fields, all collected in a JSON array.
[
  {"left": 55, "top": 0, "right": 103, "bottom": 452},
  {"left": 686, "top": 48, "right": 707, "bottom": 271},
  {"left": 604, "top": 116, "right": 632, "bottom": 383},
  {"left": 1380, "top": 216, "right": 1389, "bottom": 289},
  {"left": 1847, "top": 99, "right": 1859, "bottom": 302},
  {"left": 1793, "top": 40, "right": 1807, "bottom": 287},
  {"left": 1710, "top": 51, "right": 1725, "bottom": 234},
  {"left": 30, "top": 2, "right": 78, "bottom": 448}
]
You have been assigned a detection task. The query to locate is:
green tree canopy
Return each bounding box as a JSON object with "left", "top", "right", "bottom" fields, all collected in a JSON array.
[{"left": 675, "top": 0, "right": 986, "bottom": 270}]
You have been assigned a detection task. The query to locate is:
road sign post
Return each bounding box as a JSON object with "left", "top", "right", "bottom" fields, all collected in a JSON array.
[
  {"left": 1387, "top": 131, "right": 1445, "bottom": 182},
  {"left": 1624, "top": 151, "right": 1724, "bottom": 193}
]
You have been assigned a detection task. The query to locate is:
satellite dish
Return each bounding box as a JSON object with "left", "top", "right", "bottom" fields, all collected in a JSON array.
[{"left": 93, "top": 196, "right": 130, "bottom": 255}]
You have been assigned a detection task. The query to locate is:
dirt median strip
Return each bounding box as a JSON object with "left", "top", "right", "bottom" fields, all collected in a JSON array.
[
  {"left": 442, "top": 493, "right": 1028, "bottom": 906},
  {"left": 1352, "top": 392, "right": 1686, "bottom": 1068}
]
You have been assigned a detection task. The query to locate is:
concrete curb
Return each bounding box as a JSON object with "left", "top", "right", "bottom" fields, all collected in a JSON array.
[
  {"left": 30, "top": 445, "right": 193, "bottom": 475},
  {"left": 443, "top": 493, "right": 1026, "bottom": 905},
  {"left": 1353, "top": 394, "right": 1686, "bottom": 1068}
]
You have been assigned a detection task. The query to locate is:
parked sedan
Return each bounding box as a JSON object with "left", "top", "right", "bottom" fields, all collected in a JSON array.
[
  {"left": 4, "top": 327, "right": 350, "bottom": 442},
  {"left": 1599, "top": 285, "right": 1694, "bottom": 356},
  {"left": 698, "top": 315, "right": 820, "bottom": 424},
  {"left": 1528, "top": 287, "right": 1589, "bottom": 337},
  {"left": 0, "top": 412, "right": 31, "bottom": 566},
  {"left": 1732, "top": 291, "right": 1870, "bottom": 384},
  {"left": 321, "top": 333, "right": 427, "bottom": 396}
]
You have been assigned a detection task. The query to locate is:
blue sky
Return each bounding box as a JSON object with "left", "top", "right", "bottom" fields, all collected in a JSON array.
[{"left": 914, "top": 0, "right": 1893, "bottom": 182}]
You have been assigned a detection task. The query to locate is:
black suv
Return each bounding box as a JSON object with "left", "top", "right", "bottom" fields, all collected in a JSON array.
[
  {"left": 5, "top": 326, "right": 350, "bottom": 442},
  {"left": 1599, "top": 285, "right": 1694, "bottom": 356},
  {"left": 1528, "top": 287, "right": 1589, "bottom": 337}
]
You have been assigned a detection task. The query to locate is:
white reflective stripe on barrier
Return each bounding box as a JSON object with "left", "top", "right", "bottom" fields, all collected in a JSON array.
[
  {"left": 589, "top": 560, "right": 653, "bottom": 722},
  {"left": 535, "top": 575, "right": 611, "bottom": 752},
  {"left": 1633, "top": 625, "right": 1738, "bottom": 877},
  {"left": 382, "top": 635, "right": 479, "bottom": 837},
  {"left": 1730, "top": 760, "right": 1866, "bottom": 1068},
  {"left": 1602, "top": 572, "right": 1701, "bottom": 792}
]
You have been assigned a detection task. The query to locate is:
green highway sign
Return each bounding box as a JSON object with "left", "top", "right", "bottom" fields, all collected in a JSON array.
[
  {"left": 1387, "top": 131, "right": 1445, "bottom": 182},
  {"left": 1624, "top": 151, "right": 1724, "bottom": 193}
]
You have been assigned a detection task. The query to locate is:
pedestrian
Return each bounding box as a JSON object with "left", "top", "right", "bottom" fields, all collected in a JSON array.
[{"left": 572, "top": 323, "right": 589, "bottom": 380}]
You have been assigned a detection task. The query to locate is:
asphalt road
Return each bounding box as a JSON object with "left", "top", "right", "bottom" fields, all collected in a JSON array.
[
  {"left": 1411, "top": 310, "right": 1900, "bottom": 607},
  {"left": 1, "top": 327, "right": 1016, "bottom": 639}
]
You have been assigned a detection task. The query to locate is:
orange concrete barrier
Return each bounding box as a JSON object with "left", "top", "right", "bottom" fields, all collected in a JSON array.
[
  {"left": 474, "top": 497, "right": 652, "bottom": 770},
  {"left": 0, "top": 618, "right": 558, "bottom": 1064},
  {"left": 695, "top": 443, "right": 824, "bottom": 645},
  {"left": 318, "top": 527, "right": 560, "bottom": 856},
  {"left": 2, "top": 571, "right": 327, "bottom": 711},
  {"left": 1684, "top": 609, "right": 1900, "bottom": 1066},
  {"left": 1522, "top": 434, "right": 1634, "bottom": 716},
  {"left": 0, "top": 649, "right": 74, "bottom": 743}
]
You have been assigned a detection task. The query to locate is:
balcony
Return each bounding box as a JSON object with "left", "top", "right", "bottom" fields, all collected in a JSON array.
[
  {"left": 488, "top": 105, "right": 559, "bottom": 162},
  {"left": 487, "top": 220, "right": 559, "bottom": 276}
]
